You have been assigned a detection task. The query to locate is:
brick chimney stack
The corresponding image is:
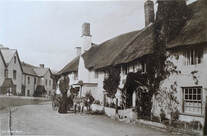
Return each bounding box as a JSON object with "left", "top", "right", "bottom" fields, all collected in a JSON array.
[
  {"left": 144, "top": 0, "right": 155, "bottom": 27},
  {"left": 82, "top": 23, "right": 91, "bottom": 37},
  {"left": 40, "top": 64, "right": 44, "bottom": 68},
  {"left": 81, "top": 22, "right": 92, "bottom": 52}
]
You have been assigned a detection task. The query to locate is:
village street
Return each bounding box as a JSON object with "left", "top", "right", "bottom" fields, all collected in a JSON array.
[{"left": 0, "top": 102, "right": 189, "bottom": 136}]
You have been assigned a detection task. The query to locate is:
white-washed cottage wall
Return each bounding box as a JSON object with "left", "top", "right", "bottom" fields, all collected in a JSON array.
[{"left": 153, "top": 46, "right": 207, "bottom": 125}]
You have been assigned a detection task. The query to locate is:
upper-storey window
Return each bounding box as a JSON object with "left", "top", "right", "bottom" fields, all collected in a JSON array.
[
  {"left": 4, "top": 69, "right": 8, "bottom": 78},
  {"left": 34, "top": 78, "right": 37, "bottom": 84},
  {"left": 49, "top": 80, "right": 51, "bottom": 86},
  {"left": 141, "top": 62, "right": 147, "bottom": 73},
  {"left": 13, "top": 70, "right": 16, "bottom": 80},
  {"left": 45, "top": 79, "right": 48, "bottom": 86},
  {"left": 184, "top": 48, "right": 203, "bottom": 65},
  {"left": 95, "top": 71, "right": 98, "bottom": 79},
  {"left": 27, "top": 77, "right": 30, "bottom": 84},
  {"left": 14, "top": 56, "right": 16, "bottom": 64}
]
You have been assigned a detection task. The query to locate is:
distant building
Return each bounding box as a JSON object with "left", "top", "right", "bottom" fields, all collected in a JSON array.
[
  {"left": 0, "top": 45, "right": 55, "bottom": 96},
  {"left": 22, "top": 62, "right": 54, "bottom": 96},
  {"left": 0, "top": 46, "right": 23, "bottom": 95}
]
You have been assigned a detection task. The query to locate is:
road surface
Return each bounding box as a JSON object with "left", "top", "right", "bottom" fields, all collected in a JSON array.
[{"left": 0, "top": 102, "right": 187, "bottom": 136}]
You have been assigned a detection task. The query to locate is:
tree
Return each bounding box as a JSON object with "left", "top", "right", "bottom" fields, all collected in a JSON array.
[
  {"left": 103, "top": 67, "right": 120, "bottom": 99},
  {"left": 58, "top": 75, "right": 70, "bottom": 113},
  {"left": 143, "top": 0, "right": 190, "bottom": 119}
]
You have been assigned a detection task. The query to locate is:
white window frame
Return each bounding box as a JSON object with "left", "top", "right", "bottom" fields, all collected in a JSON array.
[{"left": 182, "top": 87, "right": 202, "bottom": 115}]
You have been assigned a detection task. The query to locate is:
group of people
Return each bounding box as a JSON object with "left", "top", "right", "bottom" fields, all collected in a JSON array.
[{"left": 51, "top": 92, "right": 94, "bottom": 113}]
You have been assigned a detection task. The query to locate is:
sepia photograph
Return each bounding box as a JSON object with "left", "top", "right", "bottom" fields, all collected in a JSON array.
[{"left": 0, "top": 0, "right": 206, "bottom": 135}]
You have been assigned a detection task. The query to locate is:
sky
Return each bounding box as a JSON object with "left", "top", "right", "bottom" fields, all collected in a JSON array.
[{"left": 0, "top": 0, "right": 196, "bottom": 72}]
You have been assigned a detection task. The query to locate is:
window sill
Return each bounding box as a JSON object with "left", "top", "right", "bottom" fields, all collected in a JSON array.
[{"left": 180, "top": 112, "right": 204, "bottom": 118}]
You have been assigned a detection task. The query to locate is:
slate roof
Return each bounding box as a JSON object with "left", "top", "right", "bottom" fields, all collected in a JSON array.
[
  {"left": 22, "top": 62, "right": 52, "bottom": 77},
  {"left": 0, "top": 48, "right": 16, "bottom": 65},
  {"left": 33, "top": 67, "right": 50, "bottom": 77},
  {"left": 0, "top": 50, "right": 6, "bottom": 67},
  {"left": 59, "top": 0, "right": 206, "bottom": 74},
  {"left": 21, "top": 62, "right": 38, "bottom": 76}
]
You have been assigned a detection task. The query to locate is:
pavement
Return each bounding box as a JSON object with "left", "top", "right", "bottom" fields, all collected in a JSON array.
[{"left": 0, "top": 102, "right": 189, "bottom": 136}]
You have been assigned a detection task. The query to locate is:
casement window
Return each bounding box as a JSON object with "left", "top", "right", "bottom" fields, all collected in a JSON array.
[
  {"left": 183, "top": 87, "right": 202, "bottom": 115},
  {"left": 184, "top": 48, "right": 203, "bottom": 65},
  {"left": 142, "top": 62, "right": 147, "bottom": 73},
  {"left": 104, "top": 71, "right": 109, "bottom": 79},
  {"left": 122, "top": 65, "right": 129, "bottom": 75},
  {"left": 34, "top": 78, "right": 36, "bottom": 84},
  {"left": 27, "top": 77, "right": 30, "bottom": 84},
  {"left": 49, "top": 80, "right": 51, "bottom": 86},
  {"left": 95, "top": 71, "right": 98, "bottom": 79},
  {"left": 4, "top": 69, "right": 8, "bottom": 78},
  {"left": 13, "top": 70, "right": 17, "bottom": 80},
  {"left": 45, "top": 79, "right": 48, "bottom": 86}
]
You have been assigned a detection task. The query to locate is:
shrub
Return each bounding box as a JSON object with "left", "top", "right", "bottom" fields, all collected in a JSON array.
[
  {"left": 151, "top": 115, "right": 160, "bottom": 123},
  {"left": 33, "top": 85, "right": 47, "bottom": 97},
  {"left": 189, "top": 120, "right": 202, "bottom": 130},
  {"left": 109, "top": 102, "right": 116, "bottom": 108},
  {"left": 90, "top": 110, "right": 104, "bottom": 115},
  {"left": 93, "top": 100, "right": 101, "bottom": 105},
  {"left": 172, "top": 109, "right": 179, "bottom": 121},
  {"left": 160, "top": 109, "right": 166, "bottom": 122}
]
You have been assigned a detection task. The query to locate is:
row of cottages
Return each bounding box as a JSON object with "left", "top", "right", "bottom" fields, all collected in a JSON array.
[
  {"left": 0, "top": 45, "right": 54, "bottom": 96},
  {"left": 58, "top": 0, "right": 207, "bottom": 123}
]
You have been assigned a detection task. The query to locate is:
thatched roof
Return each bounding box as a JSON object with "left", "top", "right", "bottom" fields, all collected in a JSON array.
[
  {"left": 58, "top": 56, "right": 80, "bottom": 75},
  {"left": 168, "top": 0, "right": 207, "bottom": 48},
  {"left": 82, "top": 30, "right": 141, "bottom": 69},
  {"left": 113, "top": 25, "right": 154, "bottom": 66},
  {"left": 59, "top": 0, "right": 206, "bottom": 74}
]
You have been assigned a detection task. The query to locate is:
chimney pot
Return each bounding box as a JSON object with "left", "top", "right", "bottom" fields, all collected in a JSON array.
[
  {"left": 144, "top": 0, "right": 155, "bottom": 27},
  {"left": 82, "top": 23, "right": 91, "bottom": 37},
  {"left": 40, "top": 64, "right": 44, "bottom": 68}
]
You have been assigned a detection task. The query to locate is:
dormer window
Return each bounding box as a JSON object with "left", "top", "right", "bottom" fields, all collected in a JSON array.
[{"left": 184, "top": 48, "right": 203, "bottom": 65}]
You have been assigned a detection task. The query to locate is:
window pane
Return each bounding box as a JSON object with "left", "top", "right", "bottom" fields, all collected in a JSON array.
[
  {"left": 197, "top": 95, "right": 201, "bottom": 100},
  {"left": 185, "top": 95, "right": 188, "bottom": 100},
  {"left": 198, "top": 88, "right": 201, "bottom": 94},
  {"left": 193, "top": 95, "right": 196, "bottom": 100},
  {"left": 189, "top": 89, "right": 192, "bottom": 94},
  {"left": 185, "top": 89, "right": 188, "bottom": 94},
  {"left": 193, "top": 89, "right": 197, "bottom": 95}
]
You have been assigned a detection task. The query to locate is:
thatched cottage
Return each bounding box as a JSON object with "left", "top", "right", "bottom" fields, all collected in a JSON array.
[{"left": 58, "top": 0, "right": 207, "bottom": 124}]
